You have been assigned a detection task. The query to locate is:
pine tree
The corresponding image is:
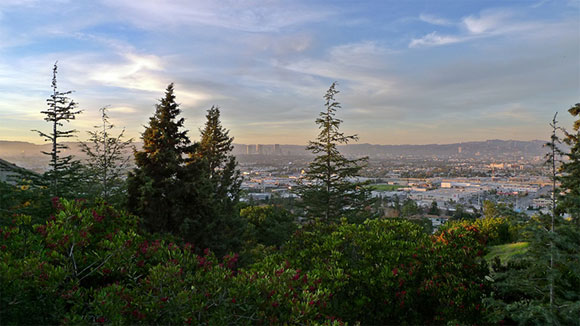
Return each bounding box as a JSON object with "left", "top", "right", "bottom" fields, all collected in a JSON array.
[
  {"left": 197, "top": 106, "right": 242, "bottom": 212},
  {"left": 180, "top": 106, "right": 243, "bottom": 255},
  {"left": 296, "top": 82, "right": 375, "bottom": 223},
  {"left": 127, "top": 83, "right": 194, "bottom": 234},
  {"left": 32, "top": 63, "right": 82, "bottom": 197},
  {"left": 559, "top": 103, "right": 580, "bottom": 225},
  {"left": 80, "top": 107, "right": 133, "bottom": 203}
]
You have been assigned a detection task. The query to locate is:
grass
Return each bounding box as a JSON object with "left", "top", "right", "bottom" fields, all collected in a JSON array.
[
  {"left": 485, "top": 242, "right": 529, "bottom": 264},
  {"left": 368, "top": 184, "right": 404, "bottom": 191}
]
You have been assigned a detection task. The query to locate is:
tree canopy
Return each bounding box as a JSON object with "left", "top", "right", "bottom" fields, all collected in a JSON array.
[{"left": 296, "top": 82, "right": 375, "bottom": 223}]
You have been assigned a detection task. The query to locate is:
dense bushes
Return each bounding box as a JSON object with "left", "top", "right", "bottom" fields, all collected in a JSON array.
[
  {"left": 259, "top": 218, "right": 491, "bottom": 325},
  {"left": 439, "top": 216, "right": 516, "bottom": 245},
  {"left": 0, "top": 199, "right": 343, "bottom": 325},
  {"left": 0, "top": 199, "right": 498, "bottom": 325},
  {"left": 484, "top": 215, "right": 580, "bottom": 325}
]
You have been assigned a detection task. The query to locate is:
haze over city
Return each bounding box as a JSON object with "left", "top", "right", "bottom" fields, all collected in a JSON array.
[{"left": 0, "top": 0, "right": 578, "bottom": 145}]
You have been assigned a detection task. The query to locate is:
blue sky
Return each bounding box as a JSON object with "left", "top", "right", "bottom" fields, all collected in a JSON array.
[{"left": 0, "top": 0, "right": 578, "bottom": 145}]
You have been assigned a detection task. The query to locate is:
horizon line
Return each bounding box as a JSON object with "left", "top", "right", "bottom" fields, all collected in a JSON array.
[{"left": 0, "top": 138, "right": 545, "bottom": 147}]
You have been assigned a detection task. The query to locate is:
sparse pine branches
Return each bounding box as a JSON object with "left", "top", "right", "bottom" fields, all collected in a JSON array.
[
  {"left": 296, "top": 82, "right": 375, "bottom": 223},
  {"left": 32, "top": 63, "right": 82, "bottom": 197},
  {"left": 80, "top": 107, "right": 133, "bottom": 202}
]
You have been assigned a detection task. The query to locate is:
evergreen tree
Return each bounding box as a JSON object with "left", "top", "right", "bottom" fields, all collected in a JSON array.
[
  {"left": 32, "top": 63, "right": 82, "bottom": 197},
  {"left": 296, "top": 82, "right": 375, "bottom": 223},
  {"left": 401, "top": 198, "right": 420, "bottom": 217},
  {"left": 181, "top": 106, "right": 243, "bottom": 255},
  {"left": 127, "top": 83, "right": 194, "bottom": 234},
  {"left": 197, "top": 106, "right": 242, "bottom": 211},
  {"left": 428, "top": 200, "right": 440, "bottom": 216},
  {"left": 559, "top": 103, "right": 580, "bottom": 225},
  {"left": 80, "top": 107, "right": 133, "bottom": 204}
]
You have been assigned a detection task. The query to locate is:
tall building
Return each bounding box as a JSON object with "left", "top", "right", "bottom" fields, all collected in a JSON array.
[
  {"left": 246, "top": 144, "right": 256, "bottom": 155},
  {"left": 257, "top": 144, "right": 264, "bottom": 155},
  {"left": 274, "top": 144, "right": 281, "bottom": 155}
]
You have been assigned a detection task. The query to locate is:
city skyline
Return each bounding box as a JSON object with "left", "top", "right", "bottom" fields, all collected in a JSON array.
[{"left": 0, "top": 0, "right": 578, "bottom": 145}]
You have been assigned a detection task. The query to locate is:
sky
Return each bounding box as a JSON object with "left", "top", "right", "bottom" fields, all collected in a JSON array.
[{"left": 0, "top": 0, "right": 578, "bottom": 145}]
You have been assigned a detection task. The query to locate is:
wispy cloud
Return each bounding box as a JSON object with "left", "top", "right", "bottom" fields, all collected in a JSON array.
[
  {"left": 410, "top": 9, "right": 545, "bottom": 48},
  {"left": 409, "top": 32, "right": 462, "bottom": 48},
  {"left": 0, "top": 1, "right": 577, "bottom": 145},
  {"left": 419, "top": 14, "right": 453, "bottom": 26},
  {"left": 99, "top": 0, "right": 335, "bottom": 32}
]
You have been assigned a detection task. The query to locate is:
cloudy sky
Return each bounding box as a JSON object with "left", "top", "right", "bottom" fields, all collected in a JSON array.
[{"left": 0, "top": 0, "right": 578, "bottom": 145}]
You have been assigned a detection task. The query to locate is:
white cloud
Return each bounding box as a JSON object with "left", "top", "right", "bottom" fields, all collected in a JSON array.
[
  {"left": 462, "top": 10, "right": 514, "bottom": 34},
  {"left": 99, "top": 0, "right": 334, "bottom": 32},
  {"left": 410, "top": 9, "right": 545, "bottom": 48},
  {"left": 409, "top": 32, "right": 462, "bottom": 48},
  {"left": 419, "top": 14, "right": 453, "bottom": 26}
]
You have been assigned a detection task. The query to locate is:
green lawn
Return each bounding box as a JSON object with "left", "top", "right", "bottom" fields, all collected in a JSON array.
[
  {"left": 485, "top": 242, "right": 529, "bottom": 263},
  {"left": 368, "top": 184, "right": 404, "bottom": 191}
]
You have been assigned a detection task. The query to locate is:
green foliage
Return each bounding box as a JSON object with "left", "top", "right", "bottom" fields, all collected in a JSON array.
[
  {"left": 180, "top": 106, "right": 244, "bottom": 257},
  {"left": 484, "top": 215, "right": 580, "bottom": 325},
  {"left": 483, "top": 200, "right": 500, "bottom": 219},
  {"left": 407, "top": 217, "right": 434, "bottom": 234},
  {"left": 485, "top": 242, "right": 529, "bottom": 263},
  {"left": 80, "top": 107, "right": 133, "bottom": 205},
  {"left": 32, "top": 63, "right": 83, "bottom": 198},
  {"left": 440, "top": 217, "right": 515, "bottom": 245},
  {"left": 241, "top": 205, "right": 297, "bottom": 248},
  {"left": 428, "top": 200, "right": 440, "bottom": 215},
  {"left": 0, "top": 180, "right": 52, "bottom": 226},
  {"left": 559, "top": 103, "right": 580, "bottom": 225},
  {"left": 369, "top": 184, "right": 403, "bottom": 191},
  {"left": 401, "top": 198, "right": 420, "bottom": 217},
  {"left": 127, "top": 83, "right": 194, "bottom": 235},
  {"left": 267, "top": 218, "right": 490, "bottom": 325},
  {"left": 296, "top": 83, "right": 375, "bottom": 223},
  {"left": 0, "top": 199, "right": 342, "bottom": 325}
]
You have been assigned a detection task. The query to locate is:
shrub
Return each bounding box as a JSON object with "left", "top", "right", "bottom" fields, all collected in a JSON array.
[
  {"left": 263, "top": 218, "right": 490, "bottom": 325},
  {"left": 0, "top": 198, "right": 340, "bottom": 325}
]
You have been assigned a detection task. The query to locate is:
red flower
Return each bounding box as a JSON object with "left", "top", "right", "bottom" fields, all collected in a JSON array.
[
  {"left": 161, "top": 297, "right": 169, "bottom": 302},
  {"left": 392, "top": 268, "right": 398, "bottom": 276},
  {"left": 92, "top": 210, "right": 104, "bottom": 223},
  {"left": 271, "top": 301, "right": 279, "bottom": 307},
  {"left": 96, "top": 316, "right": 105, "bottom": 323}
]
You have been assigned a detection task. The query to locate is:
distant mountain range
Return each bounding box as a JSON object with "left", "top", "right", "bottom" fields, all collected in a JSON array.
[
  {"left": 231, "top": 139, "right": 548, "bottom": 159},
  {"left": 0, "top": 139, "right": 548, "bottom": 172}
]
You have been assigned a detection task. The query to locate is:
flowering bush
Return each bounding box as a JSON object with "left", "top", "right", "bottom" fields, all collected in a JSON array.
[
  {"left": 271, "top": 218, "right": 490, "bottom": 325},
  {"left": 0, "top": 199, "right": 341, "bottom": 325},
  {"left": 439, "top": 217, "right": 516, "bottom": 245}
]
